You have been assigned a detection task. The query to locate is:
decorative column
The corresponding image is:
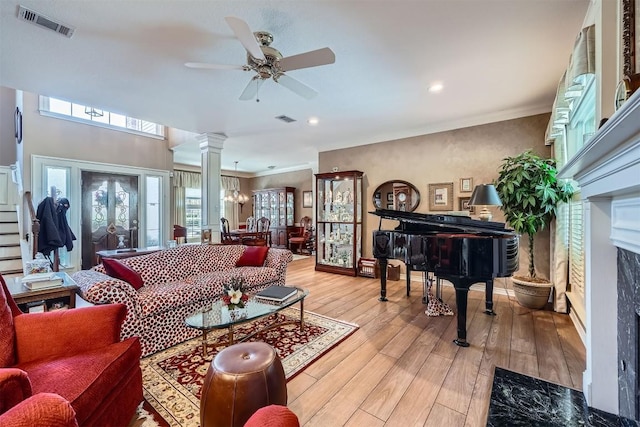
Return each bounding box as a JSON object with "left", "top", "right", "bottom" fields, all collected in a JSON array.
[{"left": 197, "top": 133, "right": 225, "bottom": 244}]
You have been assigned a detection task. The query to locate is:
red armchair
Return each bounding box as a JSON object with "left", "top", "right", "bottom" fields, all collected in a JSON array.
[{"left": 0, "top": 274, "right": 143, "bottom": 427}]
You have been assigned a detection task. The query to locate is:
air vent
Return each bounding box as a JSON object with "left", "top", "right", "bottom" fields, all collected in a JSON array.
[
  {"left": 18, "top": 6, "right": 75, "bottom": 38},
  {"left": 275, "top": 115, "right": 296, "bottom": 123}
]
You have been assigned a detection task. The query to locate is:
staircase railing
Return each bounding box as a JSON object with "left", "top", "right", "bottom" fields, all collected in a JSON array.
[{"left": 24, "top": 191, "right": 59, "bottom": 272}]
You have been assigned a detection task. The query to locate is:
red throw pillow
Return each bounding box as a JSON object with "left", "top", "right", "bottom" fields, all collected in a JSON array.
[
  {"left": 102, "top": 258, "right": 144, "bottom": 290},
  {"left": 236, "top": 246, "right": 269, "bottom": 267}
]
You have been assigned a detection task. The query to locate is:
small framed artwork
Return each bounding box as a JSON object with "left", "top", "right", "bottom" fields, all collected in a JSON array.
[
  {"left": 428, "top": 182, "right": 454, "bottom": 211},
  {"left": 460, "top": 177, "right": 473, "bottom": 193},
  {"left": 387, "top": 203, "right": 394, "bottom": 210},
  {"left": 459, "top": 197, "right": 475, "bottom": 213},
  {"left": 302, "top": 191, "right": 313, "bottom": 208},
  {"left": 386, "top": 192, "right": 393, "bottom": 202}
]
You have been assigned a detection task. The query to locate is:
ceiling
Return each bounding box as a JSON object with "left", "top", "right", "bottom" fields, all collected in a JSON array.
[{"left": 0, "top": 0, "right": 590, "bottom": 174}]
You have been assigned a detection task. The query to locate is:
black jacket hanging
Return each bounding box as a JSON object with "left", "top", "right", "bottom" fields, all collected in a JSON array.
[
  {"left": 35, "top": 197, "right": 76, "bottom": 255},
  {"left": 56, "top": 198, "right": 76, "bottom": 251}
]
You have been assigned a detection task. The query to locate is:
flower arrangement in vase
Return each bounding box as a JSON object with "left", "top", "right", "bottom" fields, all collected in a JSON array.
[{"left": 222, "top": 276, "right": 249, "bottom": 310}]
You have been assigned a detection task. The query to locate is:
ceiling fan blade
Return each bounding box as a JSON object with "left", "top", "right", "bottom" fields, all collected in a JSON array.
[
  {"left": 239, "top": 77, "right": 265, "bottom": 101},
  {"left": 279, "top": 47, "right": 335, "bottom": 72},
  {"left": 225, "top": 16, "right": 266, "bottom": 61},
  {"left": 276, "top": 74, "right": 318, "bottom": 99},
  {"left": 185, "top": 62, "right": 244, "bottom": 70}
]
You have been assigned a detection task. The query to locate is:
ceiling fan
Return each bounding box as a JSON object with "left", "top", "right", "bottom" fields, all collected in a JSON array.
[{"left": 185, "top": 16, "right": 335, "bottom": 101}]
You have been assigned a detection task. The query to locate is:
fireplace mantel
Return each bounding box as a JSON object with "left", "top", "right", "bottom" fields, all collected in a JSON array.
[{"left": 558, "top": 89, "right": 640, "bottom": 416}]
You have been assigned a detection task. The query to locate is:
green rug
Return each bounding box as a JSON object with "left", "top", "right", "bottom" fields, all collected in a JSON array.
[{"left": 141, "top": 308, "right": 358, "bottom": 427}]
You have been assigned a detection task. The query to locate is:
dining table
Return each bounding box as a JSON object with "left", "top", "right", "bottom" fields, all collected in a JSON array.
[{"left": 229, "top": 230, "right": 272, "bottom": 246}]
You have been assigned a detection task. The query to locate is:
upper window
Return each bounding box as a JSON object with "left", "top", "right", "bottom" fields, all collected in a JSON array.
[{"left": 39, "top": 96, "right": 165, "bottom": 138}]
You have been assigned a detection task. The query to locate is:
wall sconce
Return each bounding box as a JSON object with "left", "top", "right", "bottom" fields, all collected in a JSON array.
[{"left": 468, "top": 184, "right": 502, "bottom": 221}]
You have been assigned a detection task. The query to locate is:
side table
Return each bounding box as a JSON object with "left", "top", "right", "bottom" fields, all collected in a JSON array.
[{"left": 7, "top": 272, "right": 79, "bottom": 312}]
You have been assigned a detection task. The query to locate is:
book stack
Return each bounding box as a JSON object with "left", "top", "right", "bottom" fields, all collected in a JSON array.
[
  {"left": 255, "top": 285, "right": 298, "bottom": 303},
  {"left": 21, "top": 273, "right": 63, "bottom": 290}
]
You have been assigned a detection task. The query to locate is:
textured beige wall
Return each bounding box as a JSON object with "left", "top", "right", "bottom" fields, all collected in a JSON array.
[
  {"left": 249, "top": 169, "right": 313, "bottom": 224},
  {"left": 319, "top": 113, "right": 552, "bottom": 281},
  {"left": 20, "top": 91, "right": 174, "bottom": 190},
  {"left": 0, "top": 87, "right": 17, "bottom": 166}
]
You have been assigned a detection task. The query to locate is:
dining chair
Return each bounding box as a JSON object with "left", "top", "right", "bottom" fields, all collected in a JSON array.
[
  {"left": 243, "top": 217, "right": 270, "bottom": 246},
  {"left": 220, "top": 218, "right": 241, "bottom": 245},
  {"left": 288, "top": 216, "right": 313, "bottom": 254},
  {"left": 246, "top": 216, "right": 256, "bottom": 232},
  {"left": 173, "top": 224, "right": 187, "bottom": 244}
]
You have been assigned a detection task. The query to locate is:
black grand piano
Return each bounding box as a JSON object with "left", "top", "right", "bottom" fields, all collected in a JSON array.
[{"left": 371, "top": 209, "right": 519, "bottom": 347}]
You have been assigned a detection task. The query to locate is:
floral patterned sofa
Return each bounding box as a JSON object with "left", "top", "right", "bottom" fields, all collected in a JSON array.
[{"left": 71, "top": 244, "right": 292, "bottom": 356}]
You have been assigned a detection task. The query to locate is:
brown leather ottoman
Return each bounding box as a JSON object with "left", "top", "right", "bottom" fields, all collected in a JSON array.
[{"left": 200, "top": 342, "right": 287, "bottom": 427}]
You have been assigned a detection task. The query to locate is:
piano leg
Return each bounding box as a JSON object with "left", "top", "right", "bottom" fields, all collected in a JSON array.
[
  {"left": 484, "top": 279, "right": 496, "bottom": 316},
  {"left": 453, "top": 285, "right": 470, "bottom": 347},
  {"left": 406, "top": 265, "right": 411, "bottom": 297},
  {"left": 448, "top": 277, "right": 478, "bottom": 347},
  {"left": 379, "top": 257, "right": 388, "bottom": 301}
]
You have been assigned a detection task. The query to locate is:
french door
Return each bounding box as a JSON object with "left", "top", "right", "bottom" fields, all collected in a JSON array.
[{"left": 81, "top": 172, "right": 138, "bottom": 269}]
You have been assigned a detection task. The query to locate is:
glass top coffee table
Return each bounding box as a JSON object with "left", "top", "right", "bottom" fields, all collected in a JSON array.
[{"left": 185, "top": 286, "right": 309, "bottom": 357}]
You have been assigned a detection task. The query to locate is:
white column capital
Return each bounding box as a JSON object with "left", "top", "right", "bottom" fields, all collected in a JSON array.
[{"left": 197, "top": 133, "right": 226, "bottom": 152}]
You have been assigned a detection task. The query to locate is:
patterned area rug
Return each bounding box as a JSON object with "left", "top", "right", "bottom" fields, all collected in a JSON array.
[{"left": 141, "top": 308, "right": 358, "bottom": 427}]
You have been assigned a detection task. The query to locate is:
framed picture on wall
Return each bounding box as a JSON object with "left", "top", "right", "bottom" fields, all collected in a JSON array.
[
  {"left": 428, "top": 182, "right": 454, "bottom": 211},
  {"left": 459, "top": 197, "right": 475, "bottom": 213},
  {"left": 386, "top": 192, "right": 393, "bottom": 202},
  {"left": 460, "top": 177, "right": 473, "bottom": 192},
  {"left": 302, "top": 191, "right": 313, "bottom": 208}
]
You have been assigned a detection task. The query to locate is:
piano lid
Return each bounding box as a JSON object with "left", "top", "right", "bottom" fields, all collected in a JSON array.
[{"left": 370, "top": 208, "right": 516, "bottom": 235}]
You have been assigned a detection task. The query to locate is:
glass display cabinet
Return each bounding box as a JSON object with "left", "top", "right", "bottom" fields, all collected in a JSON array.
[
  {"left": 252, "top": 187, "right": 295, "bottom": 247},
  {"left": 315, "top": 170, "right": 363, "bottom": 276}
]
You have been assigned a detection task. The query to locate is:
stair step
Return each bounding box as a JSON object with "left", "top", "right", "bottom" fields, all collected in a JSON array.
[
  {"left": 0, "top": 246, "right": 21, "bottom": 258},
  {"left": 0, "top": 258, "right": 23, "bottom": 271},
  {"left": 0, "top": 234, "right": 20, "bottom": 245},
  {"left": 0, "top": 223, "right": 19, "bottom": 234},
  {"left": 0, "top": 269, "right": 24, "bottom": 280},
  {"left": 0, "top": 212, "right": 17, "bottom": 222}
]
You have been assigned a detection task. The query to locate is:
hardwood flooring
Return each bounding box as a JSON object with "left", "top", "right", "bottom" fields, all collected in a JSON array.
[{"left": 284, "top": 257, "right": 586, "bottom": 427}]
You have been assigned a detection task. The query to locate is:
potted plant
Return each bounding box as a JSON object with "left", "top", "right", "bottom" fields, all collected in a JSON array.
[{"left": 494, "top": 150, "right": 574, "bottom": 309}]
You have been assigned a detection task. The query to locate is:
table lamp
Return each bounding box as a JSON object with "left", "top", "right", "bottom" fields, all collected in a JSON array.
[{"left": 468, "top": 184, "right": 502, "bottom": 221}]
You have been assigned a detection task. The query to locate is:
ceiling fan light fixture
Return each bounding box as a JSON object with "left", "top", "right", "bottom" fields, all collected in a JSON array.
[{"left": 187, "top": 17, "right": 334, "bottom": 101}]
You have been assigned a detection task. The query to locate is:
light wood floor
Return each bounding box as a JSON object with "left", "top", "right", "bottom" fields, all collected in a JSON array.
[{"left": 284, "top": 257, "right": 586, "bottom": 427}]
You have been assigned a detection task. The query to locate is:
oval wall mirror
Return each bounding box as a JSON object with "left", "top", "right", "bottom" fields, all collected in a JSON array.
[{"left": 373, "top": 180, "right": 420, "bottom": 212}]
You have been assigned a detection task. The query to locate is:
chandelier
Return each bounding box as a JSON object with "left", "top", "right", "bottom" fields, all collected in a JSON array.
[
  {"left": 224, "top": 161, "right": 250, "bottom": 211},
  {"left": 84, "top": 106, "right": 104, "bottom": 117}
]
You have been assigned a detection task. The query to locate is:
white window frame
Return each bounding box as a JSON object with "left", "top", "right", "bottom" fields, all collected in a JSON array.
[{"left": 38, "top": 96, "right": 166, "bottom": 139}]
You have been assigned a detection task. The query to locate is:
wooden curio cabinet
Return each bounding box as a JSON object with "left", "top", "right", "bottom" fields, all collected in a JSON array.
[
  {"left": 315, "top": 170, "right": 363, "bottom": 276},
  {"left": 252, "top": 187, "right": 295, "bottom": 247}
]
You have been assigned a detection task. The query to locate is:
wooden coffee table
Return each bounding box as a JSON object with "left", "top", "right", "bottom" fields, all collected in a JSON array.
[{"left": 185, "top": 286, "right": 308, "bottom": 357}]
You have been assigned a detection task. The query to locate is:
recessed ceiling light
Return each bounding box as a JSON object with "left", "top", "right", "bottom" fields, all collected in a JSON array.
[
  {"left": 307, "top": 117, "right": 319, "bottom": 125},
  {"left": 428, "top": 82, "right": 444, "bottom": 93}
]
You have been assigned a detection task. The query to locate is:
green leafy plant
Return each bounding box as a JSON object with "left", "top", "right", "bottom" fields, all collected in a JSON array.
[{"left": 494, "top": 150, "right": 574, "bottom": 279}]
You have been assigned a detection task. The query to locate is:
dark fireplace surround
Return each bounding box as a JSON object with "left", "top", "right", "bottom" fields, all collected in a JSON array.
[{"left": 618, "top": 248, "right": 640, "bottom": 419}]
